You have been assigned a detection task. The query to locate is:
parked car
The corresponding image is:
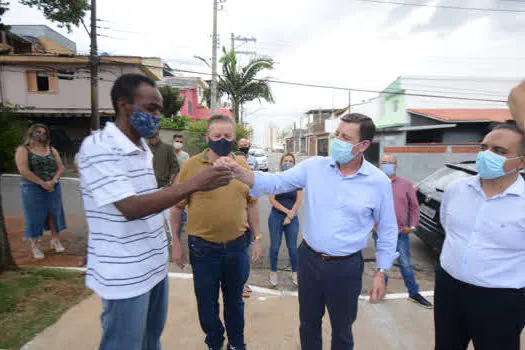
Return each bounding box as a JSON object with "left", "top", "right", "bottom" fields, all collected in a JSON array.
[
  {"left": 249, "top": 148, "right": 268, "bottom": 171},
  {"left": 415, "top": 161, "right": 524, "bottom": 253}
]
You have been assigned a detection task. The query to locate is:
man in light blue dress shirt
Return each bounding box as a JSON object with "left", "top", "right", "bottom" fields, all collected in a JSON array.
[
  {"left": 217, "top": 114, "right": 398, "bottom": 350},
  {"left": 435, "top": 122, "right": 525, "bottom": 350}
]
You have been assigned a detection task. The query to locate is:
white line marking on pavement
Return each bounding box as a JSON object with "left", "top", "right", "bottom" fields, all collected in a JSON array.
[{"left": 42, "top": 267, "right": 434, "bottom": 300}]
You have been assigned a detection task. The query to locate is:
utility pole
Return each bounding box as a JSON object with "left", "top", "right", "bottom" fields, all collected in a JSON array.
[
  {"left": 210, "top": 0, "right": 219, "bottom": 115},
  {"left": 348, "top": 89, "right": 352, "bottom": 115},
  {"left": 230, "top": 32, "right": 235, "bottom": 52},
  {"left": 90, "top": 0, "right": 99, "bottom": 131}
]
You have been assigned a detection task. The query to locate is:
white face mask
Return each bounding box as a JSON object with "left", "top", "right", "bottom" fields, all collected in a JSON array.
[{"left": 173, "top": 142, "right": 183, "bottom": 150}]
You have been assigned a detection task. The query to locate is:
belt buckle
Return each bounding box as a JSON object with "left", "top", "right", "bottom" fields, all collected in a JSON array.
[{"left": 320, "top": 253, "right": 329, "bottom": 261}]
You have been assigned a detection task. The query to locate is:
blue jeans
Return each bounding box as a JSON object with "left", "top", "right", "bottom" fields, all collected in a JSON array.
[
  {"left": 99, "top": 277, "right": 169, "bottom": 350},
  {"left": 373, "top": 232, "right": 419, "bottom": 296},
  {"left": 298, "top": 243, "right": 363, "bottom": 350},
  {"left": 268, "top": 211, "right": 299, "bottom": 272},
  {"left": 189, "top": 235, "right": 250, "bottom": 350}
]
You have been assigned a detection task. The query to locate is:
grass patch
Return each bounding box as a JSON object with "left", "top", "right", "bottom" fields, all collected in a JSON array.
[{"left": 0, "top": 268, "right": 92, "bottom": 349}]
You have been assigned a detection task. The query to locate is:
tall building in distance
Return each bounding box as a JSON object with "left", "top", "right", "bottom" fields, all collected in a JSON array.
[{"left": 263, "top": 121, "right": 283, "bottom": 151}]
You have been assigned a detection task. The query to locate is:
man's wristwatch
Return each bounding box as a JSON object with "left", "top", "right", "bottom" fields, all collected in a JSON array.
[{"left": 410, "top": 226, "right": 417, "bottom": 232}]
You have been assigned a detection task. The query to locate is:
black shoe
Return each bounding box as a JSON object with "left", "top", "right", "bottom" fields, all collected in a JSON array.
[
  {"left": 409, "top": 293, "right": 433, "bottom": 309},
  {"left": 227, "top": 345, "right": 246, "bottom": 350}
]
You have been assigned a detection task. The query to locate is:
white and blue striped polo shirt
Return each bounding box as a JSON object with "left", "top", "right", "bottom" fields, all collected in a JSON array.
[{"left": 79, "top": 122, "right": 168, "bottom": 300}]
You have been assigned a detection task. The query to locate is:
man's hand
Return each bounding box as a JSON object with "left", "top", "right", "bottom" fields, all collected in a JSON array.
[
  {"left": 369, "top": 272, "right": 386, "bottom": 303},
  {"left": 283, "top": 216, "right": 292, "bottom": 226},
  {"left": 509, "top": 80, "right": 525, "bottom": 130},
  {"left": 215, "top": 157, "right": 245, "bottom": 176},
  {"left": 189, "top": 165, "right": 233, "bottom": 192},
  {"left": 251, "top": 238, "right": 263, "bottom": 263},
  {"left": 402, "top": 227, "right": 415, "bottom": 234},
  {"left": 172, "top": 240, "right": 185, "bottom": 269}
]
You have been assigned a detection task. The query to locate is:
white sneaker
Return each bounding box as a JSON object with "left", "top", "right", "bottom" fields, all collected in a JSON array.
[
  {"left": 32, "top": 245, "right": 44, "bottom": 259},
  {"left": 51, "top": 239, "right": 65, "bottom": 253},
  {"left": 269, "top": 272, "right": 278, "bottom": 287},
  {"left": 291, "top": 272, "right": 298, "bottom": 286}
]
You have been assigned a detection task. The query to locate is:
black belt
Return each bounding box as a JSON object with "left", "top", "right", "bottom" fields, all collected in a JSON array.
[{"left": 302, "top": 240, "right": 360, "bottom": 261}]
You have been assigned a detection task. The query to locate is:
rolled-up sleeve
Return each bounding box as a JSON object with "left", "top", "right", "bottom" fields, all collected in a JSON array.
[
  {"left": 249, "top": 160, "right": 308, "bottom": 198},
  {"left": 373, "top": 180, "right": 399, "bottom": 269}
]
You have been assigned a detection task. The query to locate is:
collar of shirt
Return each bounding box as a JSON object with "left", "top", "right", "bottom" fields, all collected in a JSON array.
[
  {"left": 467, "top": 174, "right": 525, "bottom": 200},
  {"left": 198, "top": 148, "right": 237, "bottom": 165},
  {"left": 105, "top": 122, "right": 149, "bottom": 155},
  {"left": 328, "top": 155, "right": 372, "bottom": 178}
]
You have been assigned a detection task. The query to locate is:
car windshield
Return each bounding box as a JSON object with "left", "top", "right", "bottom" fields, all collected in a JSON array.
[
  {"left": 418, "top": 168, "right": 471, "bottom": 195},
  {"left": 253, "top": 150, "right": 265, "bottom": 157}
]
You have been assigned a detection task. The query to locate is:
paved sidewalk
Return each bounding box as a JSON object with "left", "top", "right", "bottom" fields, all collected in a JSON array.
[{"left": 23, "top": 275, "right": 523, "bottom": 350}]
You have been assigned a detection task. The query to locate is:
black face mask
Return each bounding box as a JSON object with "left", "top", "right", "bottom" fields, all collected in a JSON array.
[
  {"left": 208, "top": 138, "right": 234, "bottom": 157},
  {"left": 239, "top": 147, "right": 250, "bottom": 155}
]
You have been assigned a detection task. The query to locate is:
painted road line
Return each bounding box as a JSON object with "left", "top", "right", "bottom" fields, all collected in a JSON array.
[{"left": 43, "top": 267, "right": 434, "bottom": 299}]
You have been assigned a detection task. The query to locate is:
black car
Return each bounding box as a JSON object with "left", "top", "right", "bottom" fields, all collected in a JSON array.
[
  {"left": 414, "top": 161, "right": 477, "bottom": 253},
  {"left": 415, "top": 161, "right": 525, "bottom": 253}
]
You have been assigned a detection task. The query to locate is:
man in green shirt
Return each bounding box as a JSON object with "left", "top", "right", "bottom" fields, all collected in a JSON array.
[{"left": 148, "top": 128, "right": 179, "bottom": 188}]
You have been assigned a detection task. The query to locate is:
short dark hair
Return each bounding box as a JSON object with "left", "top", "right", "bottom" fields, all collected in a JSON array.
[
  {"left": 234, "top": 151, "right": 246, "bottom": 157},
  {"left": 340, "top": 113, "right": 376, "bottom": 142},
  {"left": 111, "top": 74, "right": 156, "bottom": 115},
  {"left": 491, "top": 120, "right": 525, "bottom": 156},
  {"left": 207, "top": 114, "right": 234, "bottom": 132},
  {"left": 173, "top": 134, "right": 183, "bottom": 140}
]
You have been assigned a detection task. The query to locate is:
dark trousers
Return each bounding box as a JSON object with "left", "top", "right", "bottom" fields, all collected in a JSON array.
[
  {"left": 434, "top": 265, "right": 525, "bottom": 350},
  {"left": 298, "top": 243, "right": 364, "bottom": 350},
  {"left": 189, "top": 235, "right": 250, "bottom": 350}
]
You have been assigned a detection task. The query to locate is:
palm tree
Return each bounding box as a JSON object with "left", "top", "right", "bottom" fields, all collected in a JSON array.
[{"left": 218, "top": 48, "right": 275, "bottom": 124}]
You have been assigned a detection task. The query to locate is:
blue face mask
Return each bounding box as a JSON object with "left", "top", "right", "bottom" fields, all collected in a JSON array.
[
  {"left": 476, "top": 150, "right": 520, "bottom": 179},
  {"left": 380, "top": 164, "right": 396, "bottom": 176},
  {"left": 282, "top": 163, "right": 294, "bottom": 171},
  {"left": 330, "top": 138, "right": 359, "bottom": 164},
  {"left": 208, "top": 138, "right": 234, "bottom": 157},
  {"left": 130, "top": 109, "right": 161, "bottom": 138}
]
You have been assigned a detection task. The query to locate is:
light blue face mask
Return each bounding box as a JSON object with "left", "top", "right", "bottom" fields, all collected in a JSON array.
[
  {"left": 380, "top": 164, "right": 396, "bottom": 176},
  {"left": 282, "top": 163, "right": 294, "bottom": 171},
  {"left": 330, "top": 138, "right": 359, "bottom": 164},
  {"left": 475, "top": 150, "right": 521, "bottom": 179}
]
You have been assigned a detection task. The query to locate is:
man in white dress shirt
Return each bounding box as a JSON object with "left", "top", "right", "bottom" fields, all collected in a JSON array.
[{"left": 435, "top": 121, "right": 525, "bottom": 350}]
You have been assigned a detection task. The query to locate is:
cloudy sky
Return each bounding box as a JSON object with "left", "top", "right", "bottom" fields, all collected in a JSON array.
[{"left": 4, "top": 0, "right": 525, "bottom": 144}]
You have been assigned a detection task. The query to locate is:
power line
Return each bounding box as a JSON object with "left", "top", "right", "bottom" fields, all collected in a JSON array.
[
  {"left": 355, "top": 0, "right": 525, "bottom": 13},
  {"left": 99, "top": 60, "right": 506, "bottom": 103}
]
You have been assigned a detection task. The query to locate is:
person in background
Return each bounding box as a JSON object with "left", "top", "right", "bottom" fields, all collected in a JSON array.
[
  {"left": 217, "top": 113, "right": 398, "bottom": 350},
  {"left": 170, "top": 115, "right": 263, "bottom": 350},
  {"left": 238, "top": 138, "right": 257, "bottom": 170},
  {"left": 268, "top": 153, "right": 302, "bottom": 287},
  {"left": 15, "top": 123, "right": 67, "bottom": 259},
  {"left": 434, "top": 121, "right": 525, "bottom": 350},
  {"left": 149, "top": 128, "right": 179, "bottom": 188},
  {"left": 234, "top": 150, "right": 259, "bottom": 297},
  {"left": 173, "top": 133, "right": 189, "bottom": 238},
  {"left": 79, "top": 74, "right": 233, "bottom": 350},
  {"left": 374, "top": 154, "right": 432, "bottom": 308},
  {"left": 173, "top": 134, "right": 190, "bottom": 165}
]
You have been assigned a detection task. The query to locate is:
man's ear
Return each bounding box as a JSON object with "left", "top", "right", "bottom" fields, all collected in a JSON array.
[{"left": 360, "top": 140, "right": 371, "bottom": 153}]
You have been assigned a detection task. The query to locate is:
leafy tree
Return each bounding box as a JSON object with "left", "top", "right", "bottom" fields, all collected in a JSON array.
[
  {"left": 19, "top": 0, "right": 89, "bottom": 32},
  {"left": 159, "top": 85, "right": 185, "bottom": 119},
  {"left": 0, "top": 104, "right": 21, "bottom": 274},
  {"left": 159, "top": 115, "right": 192, "bottom": 130},
  {"left": 218, "top": 47, "right": 275, "bottom": 124}
]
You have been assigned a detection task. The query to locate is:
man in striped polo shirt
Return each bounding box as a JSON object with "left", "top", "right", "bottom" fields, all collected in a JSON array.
[{"left": 79, "top": 74, "right": 233, "bottom": 350}]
